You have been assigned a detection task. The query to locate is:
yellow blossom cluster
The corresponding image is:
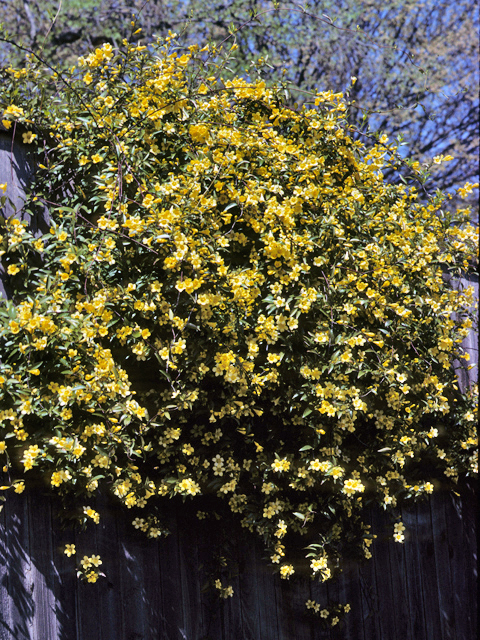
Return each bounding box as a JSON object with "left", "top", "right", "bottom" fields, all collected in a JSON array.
[
  {"left": 306, "top": 599, "right": 351, "bottom": 626},
  {"left": 0, "top": 36, "right": 477, "bottom": 604},
  {"left": 393, "top": 521, "right": 406, "bottom": 543},
  {"left": 214, "top": 578, "right": 234, "bottom": 598},
  {"left": 78, "top": 554, "right": 103, "bottom": 583}
]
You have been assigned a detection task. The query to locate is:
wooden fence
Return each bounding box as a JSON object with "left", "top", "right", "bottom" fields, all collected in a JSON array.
[
  {"left": 0, "top": 128, "right": 478, "bottom": 640},
  {"left": 0, "top": 479, "right": 477, "bottom": 640}
]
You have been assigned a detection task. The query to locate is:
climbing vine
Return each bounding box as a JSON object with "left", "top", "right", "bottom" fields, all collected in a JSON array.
[{"left": 0, "top": 34, "right": 477, "bottom": 622}]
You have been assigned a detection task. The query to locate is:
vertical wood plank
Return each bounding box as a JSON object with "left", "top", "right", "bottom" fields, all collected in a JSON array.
[
  {"left": 460, "top": 481, "right": 478, "bottom": 640},
  {"left": 254, "top": 543, "right": 282, "bottom": 640},
  {"left": 429, "top": 490, "right": 456, "bottom": 639},
  {"left": 95, "top": 499, "right": 126, "bottom": 640},
  {"left": 386, "top": 523, "right": 414, "bottom": 640},
  {"left": 370, "top": 506, "right": 398, "bottom": 640},
  {"left": 135, "top": 526, "right": 163, "bottom": 640},
  {"left": 335, "top": 565, "right": 365, "bottom": 640},
  {"left": 196, "top": 514, "right": 225, "bottom": 640},
  {"left": 278, "top": 574, "right": 313, "bottom": 640},
  {"left": 177, "top": 509, "right": 207, "bottom": 640},
  {"left": 325, "top": 571, "right": 345, "bottom": 640},
  {"left": 236, "top": 532, "right": 261, "bottom": 640},
  {"left": 27, "top": 492, "right": 58, "bottom": 640},
  {"left": 158, "top": 509, "right": 188, "bottom": 640},
  {"left": 51, "top": 513, "right": 78, "bottom": 640},
  {"left": 0, "top": 486, "right": 15, "bottom": 640},
  {"left": 446, "top": 484, "right": 477, "bottom": 640},
  {"left": 417, "top": 500, "right": 444, "bottom": 640},
  {"left": 218, "top": 542, "right": 243, "bottom": 640},
  {"left": 73, "top": 514, "right": 103, "bottom": 640},
  {"left": 401, "top": 503, "right": 429, "bottom": 640},
  {"left": 357, "top": 510, "right": 381, "bottom": 640},
  {"left": 5, "top": 492, "right": 34, "bottom": 640}
]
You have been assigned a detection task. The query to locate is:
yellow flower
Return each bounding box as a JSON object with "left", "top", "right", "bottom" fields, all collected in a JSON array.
[
  {"left": 64, "top": 544, "right": 76, "bottom": 557},
  {"left": 271, "top": 458, "right": 290, "bottom": 472},
  {"left": 7, "top": 264, "right": 20, "bottom": 275},
  {"left": 51, "top": 469, "right": 71, "bottom": 487},
  {"left": 331, "top": 466, "right": 344, "bottom": 479},
  {"left": 73, "top": 444, "right": 86, "bottom": 457},
  {"left": 457, "top": 182, "right": 478, "bottom": 198},
  {"left": 4, "top": 104, "right": 24, "bottom": 118},
  {"left": 176, "top": 478, "right": 201, "bottom": 496},
  {"left": 84, "top": 506, "right": 100, "bottom": 523},
  {"left": 343, "top": 478, "right": 365, "bottom": 496},
  {"left": 14, "top": 481, "right": 25, "bottom": 494},
  {"left": 189, "top": 124, "right": 209, "bottom": 143},
  {"left": 90, "top": 555, "right": 102, "bottom": 567},
  {"left": 310, "top": 556, "right": 328, "bottom": 572},
  {"left": 143, "top": 193, "right": 154, "bottom": 208},
  {"left": 279, "top": 564, "right": 294, "bottom": 579},
  {"left": 433, "top": 154, "right": 454, "bottom": 164},
  {"left": 22, "top": 131, "right": 37, "bottom": 144}
]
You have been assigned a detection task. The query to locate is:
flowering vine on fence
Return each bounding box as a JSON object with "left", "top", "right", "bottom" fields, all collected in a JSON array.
[{"left": 0, "top": 33, "right": 477, "bottom": 618}]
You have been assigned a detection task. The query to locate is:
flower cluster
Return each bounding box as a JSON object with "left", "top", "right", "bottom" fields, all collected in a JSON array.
[
  {"left": 306, "top": 599, "right": 351, "bottom": 627},
  {"left": 78, "top": 554, "right": 103, "bottom": 583},
  {"left": 0, "top": 36, "right": 477, "bottom": 616},
  {"left": 62, "top": 544, "right": 104, "bottom": 582},
  {"left": 214, "top": 578, "right": 234, "bottom": 599},
  {"left": 393, "top": 521, "right": 406, "bottom": 543}
]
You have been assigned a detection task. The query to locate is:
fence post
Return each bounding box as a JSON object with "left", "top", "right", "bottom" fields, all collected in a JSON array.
[
  {"left": 454, "top": 273, "right": 479, "bottom": 391},
  {"left": 0, "top": 124, "right": 49, "bottom": 299}
]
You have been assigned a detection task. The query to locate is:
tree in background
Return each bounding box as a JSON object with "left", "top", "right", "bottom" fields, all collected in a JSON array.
[{"left": 1, "top": 0, "right": 478, "bottom": 208}]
